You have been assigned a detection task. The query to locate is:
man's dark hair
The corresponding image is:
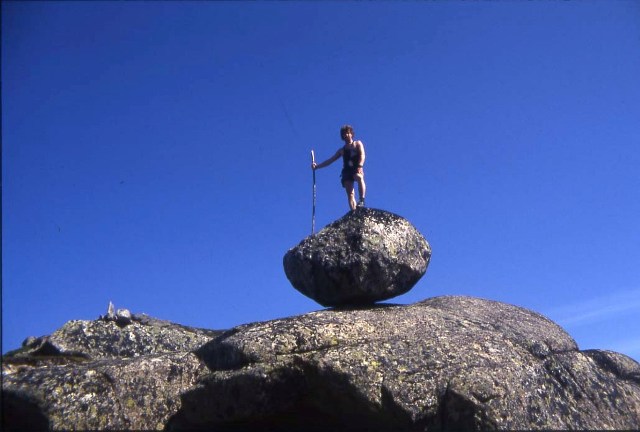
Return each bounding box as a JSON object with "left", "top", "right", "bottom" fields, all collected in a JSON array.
[{"left": 340, "top": 125, "right": 354, "bottom": 139}]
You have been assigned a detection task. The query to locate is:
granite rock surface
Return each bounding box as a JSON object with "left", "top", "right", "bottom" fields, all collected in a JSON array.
[
  {"left": 4, "top": 296, "right": 639, "bottom": 431},
  {"left": 283, "top": 208, "right": 431, "bottom": 306}
]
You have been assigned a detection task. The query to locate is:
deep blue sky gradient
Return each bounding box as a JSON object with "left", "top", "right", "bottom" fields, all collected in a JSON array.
[{"left": 3, "top": 2, "right": 639, "bottom": 361}]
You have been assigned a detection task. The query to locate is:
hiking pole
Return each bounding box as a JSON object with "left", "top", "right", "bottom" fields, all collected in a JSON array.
[{"left": 311, "top": 150, "right": 316, "bottom": 234}]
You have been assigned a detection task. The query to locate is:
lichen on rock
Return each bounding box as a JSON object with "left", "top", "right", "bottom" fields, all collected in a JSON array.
[
  {"left": 3, "top": 297, "right": 640, "bottom": 431},
  {"left": 2, "top": 311, "right": 222, "bottom": 431},
  {"left": 283, "top": 208, "right": 432, "bottom": 306},
  {"left": 172, "top": 296, "right": 640, "bottom": 431}
]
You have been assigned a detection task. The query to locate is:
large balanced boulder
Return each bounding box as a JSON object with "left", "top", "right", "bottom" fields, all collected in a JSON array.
[
  {"left": 283, "top": 208, "right": 431, "bottom": 306},
  {"left": 3, "top": 296, "right": 640, "bottom": 430}
]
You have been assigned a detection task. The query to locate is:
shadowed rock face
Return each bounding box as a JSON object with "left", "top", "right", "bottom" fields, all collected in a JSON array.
[
  {"left": 283, "top": 208, "right": 431, "bottom": 306},
  {"left": 175, "top": 297, "right": 640, "bottom": 430},
  {"left": 3, "top": 297, "right": 640, "bottom": 431}
]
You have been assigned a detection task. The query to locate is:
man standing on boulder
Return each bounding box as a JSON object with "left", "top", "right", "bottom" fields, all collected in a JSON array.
[{"left": 312, "top": 125, "right": 366, "bottom": 211}]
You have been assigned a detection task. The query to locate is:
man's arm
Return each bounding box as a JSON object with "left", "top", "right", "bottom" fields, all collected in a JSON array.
[
  {"left": 313, "top": 148, "right": 343, "bottom": 170},
  {"left": 357, "top": 141, "right": 366, "bottom": 168}
]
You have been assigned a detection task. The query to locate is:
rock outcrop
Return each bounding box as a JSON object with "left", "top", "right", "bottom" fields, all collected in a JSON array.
[
  {"left": 2, "top": 312, "right": 223, "bottom": 431},
  {"left": 13, "top": 311, "right": 220, "bottom": 360},
  {"left": 4, "top": 296, "right": 640, "bottom": 431},
  {"left": 283, "top": 208, "right": 431, "bottom": 306}
]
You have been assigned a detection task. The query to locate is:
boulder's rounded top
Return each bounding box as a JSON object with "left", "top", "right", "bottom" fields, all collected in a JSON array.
[{"left": 337, "top": 207, "right": 406, "bottom": 222}]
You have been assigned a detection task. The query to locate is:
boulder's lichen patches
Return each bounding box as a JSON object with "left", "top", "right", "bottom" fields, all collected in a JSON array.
[{"left": 284, "top": 208, "right": 431, "bottom": 306}]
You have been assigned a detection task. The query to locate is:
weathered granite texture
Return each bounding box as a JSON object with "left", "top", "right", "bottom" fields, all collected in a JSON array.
[
  {"left": 14, "top": 313, "right": 219, "bottom": 360},
  {"left": 284, "top": 208, "right": 431, "bottom": 306},
  {"left": 2, "top": 313, "right": 222, "bottom": 431},
  {"left": 3, "top": 297, "right": 640, "bottom": 431}
]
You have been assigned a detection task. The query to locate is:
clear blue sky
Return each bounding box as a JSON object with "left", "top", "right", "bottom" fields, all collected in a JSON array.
[{"left": 3, "top": 2, "right": 639, "bottom": 362}]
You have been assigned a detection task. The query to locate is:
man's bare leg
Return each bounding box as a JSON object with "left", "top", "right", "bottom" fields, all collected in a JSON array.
[
  {"left": 355, "top": 173, "right": 366, "bottom": 206},
  {"left": 344, "top": 181, "right": 356, "bottom": 211}
]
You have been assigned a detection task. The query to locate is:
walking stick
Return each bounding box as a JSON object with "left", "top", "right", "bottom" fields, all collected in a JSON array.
[{"left": 311, "top": 150, "right": 316, "bottom": 234}]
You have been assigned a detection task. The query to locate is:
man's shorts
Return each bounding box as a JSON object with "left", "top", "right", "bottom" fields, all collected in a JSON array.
[{"left": 341, "top": 168, "right": 362, "bottom": 187}]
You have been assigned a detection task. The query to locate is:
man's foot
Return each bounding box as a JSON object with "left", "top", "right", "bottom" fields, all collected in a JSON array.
[{"left": 357, "top": 198, "right": 365, "bottom": 207}]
